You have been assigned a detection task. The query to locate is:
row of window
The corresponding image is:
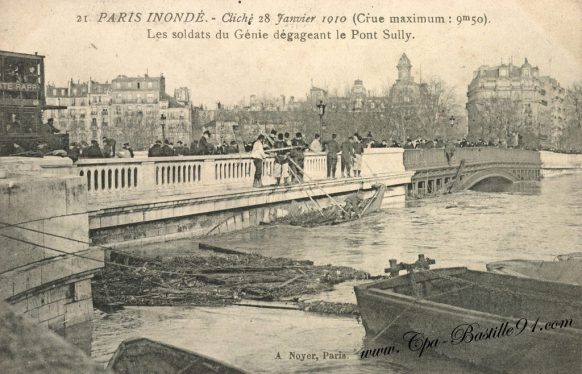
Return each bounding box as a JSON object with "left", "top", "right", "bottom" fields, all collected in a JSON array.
[
  {"left": 114, "top": 81, "right": 155, "bottom": 89},
  {"left": 51, "top": 80, "right": 156, "bottom": 96}
]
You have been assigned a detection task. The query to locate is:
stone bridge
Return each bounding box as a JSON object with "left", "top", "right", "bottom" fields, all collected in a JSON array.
[
  {"left": 403, "top": 148, "right": 542, "bottom": 196},
  {"left": 70, "top": 147, "right": 545, "bottom": 245},
  {"left": 75, "top": 149, "right": 413, "bottom": 246}
]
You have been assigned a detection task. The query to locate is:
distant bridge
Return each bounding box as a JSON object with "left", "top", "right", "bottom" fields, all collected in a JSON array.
[{"left": 403, "top": 148, "right": 541, "bottom": 196}]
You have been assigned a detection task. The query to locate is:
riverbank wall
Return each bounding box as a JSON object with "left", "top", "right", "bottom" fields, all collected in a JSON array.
[{"left": 0, "top": 157, "right": 103, "bottom": 352}]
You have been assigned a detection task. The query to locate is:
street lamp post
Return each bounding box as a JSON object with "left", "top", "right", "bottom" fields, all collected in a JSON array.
[
  {"left": 316, "top": 100, "right": 326, "bottom": 140},
  {"left": 448, "top": 115, "right": 456, "bottom": 140},
  {"left": 160, "top": 114, "right": 167, "bottom": 141}
]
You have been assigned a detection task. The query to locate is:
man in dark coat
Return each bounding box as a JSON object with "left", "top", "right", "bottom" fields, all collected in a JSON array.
[
  {"left": 43, "top": 118, "right": 60, "bottom": 134},
  {"left": 161, "top": 139, "right": 174, "bottom": 156},
  {"left": 198, "top": 130, "right": 213, "bottom": 155},
  {"left": 102, "top": 136, "right": 116, "bottom": 158},
  {"left": 341, "top": 136, "right": 354, "bottom": 178},
  {"left": 83, "top": 140, "right": 104, "bottom": 158},
  {"left": 174, "top": 140, "right": 188, "bottom": 155},
  {"left": 67, "top": 142, "right": 81, "bottom": 162},
  {"left": 148, "top": 140, "right": 163, "bottom": 157},
  {"left": 325, "top": 133, "right": 340, "bottom": 178}
]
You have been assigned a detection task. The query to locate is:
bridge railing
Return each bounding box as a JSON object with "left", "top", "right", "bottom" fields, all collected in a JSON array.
[
  {"left": 75, "top": 148, "right": 542, "bottom": 200},
  {"left": 75, "top": 152, "right": 329, "bottom": 199},
  {"left": 403, "top": 147, "right": 541, "bottom": 170}
]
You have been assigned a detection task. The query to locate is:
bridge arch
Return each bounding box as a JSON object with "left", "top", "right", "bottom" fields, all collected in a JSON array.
[{"left": 457, "top": 169, "right": 520, "bottom": 190}]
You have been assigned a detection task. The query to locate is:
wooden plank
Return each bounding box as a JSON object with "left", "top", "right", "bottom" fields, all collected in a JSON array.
[
  {"left": 198, "top": 242, "right": 249, "bottom": 255},
  {"left": 276, "top": 275, "right": 303, "bottom": 289}
]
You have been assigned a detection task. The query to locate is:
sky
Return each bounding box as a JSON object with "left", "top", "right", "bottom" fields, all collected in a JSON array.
[{"left": 1, "top": 0, "right": 580, "bottom": 106}]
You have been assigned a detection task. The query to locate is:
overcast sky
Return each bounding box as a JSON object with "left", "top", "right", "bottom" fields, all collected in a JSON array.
[{"left": 1, "top": 0, "right": 580, "bottom": 106}]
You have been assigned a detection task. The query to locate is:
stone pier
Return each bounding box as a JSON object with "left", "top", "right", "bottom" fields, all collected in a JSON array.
[{"left": 0, "top": 157, "right": 103, "bottom": 353}]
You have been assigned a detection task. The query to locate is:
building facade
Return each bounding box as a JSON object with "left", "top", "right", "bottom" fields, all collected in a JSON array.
[
  {"left": 388, "top": 53, "right": 429, "bottom": 108},
  {"left": 308, "top": 80, "right": 389, "bottom": 113},
  {"left": 466, "top": 58, "right": 567, "bottom": 148},
  {"left": 44, "top": 75, "right": 194, "bottom": 150}
]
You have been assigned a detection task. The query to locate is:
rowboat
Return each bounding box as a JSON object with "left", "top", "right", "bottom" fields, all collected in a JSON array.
[
  {"left": 108, "top": 337, "right": 247, "bottom": 374},
  {"left": 354, "top": 262, "right": 582, "bottom": 373},
  {"left": 486, "top": 252, "right": 582, "bottom": 285}
]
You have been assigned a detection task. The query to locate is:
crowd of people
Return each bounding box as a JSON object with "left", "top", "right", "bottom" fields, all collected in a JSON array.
[
  {"left": 64, "top": 129, "right": 580, "bottom": 183},
  {"left": 249, "top": 130, "right": 385, "bottom": 187},
  {"left": 67, "top": 137, "right": 134, "bottom": 162},
  {"left": 147, "top": 131, "right": 240, "bottom": 157}
]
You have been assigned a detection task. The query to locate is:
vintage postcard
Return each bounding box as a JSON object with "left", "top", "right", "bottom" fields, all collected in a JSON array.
[{"left": 0, "top": 0, "right": 581, "bottom": 373}]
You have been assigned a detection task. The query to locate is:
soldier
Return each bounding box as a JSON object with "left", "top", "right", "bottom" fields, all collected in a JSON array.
[
  {"left": 290, "top": 132, "right": 307, "bottom": 183},
  {"left": 341, "top": 136, "right": 354, "bottom": 178},
  {"left": 273, "top": 133, "right": 289, "bottom": 186},
  {"left": 325, "top": 133, "right": 340, "bottom": 178},
  {"left": 352, "top": 135, "right": 364, "bottom": 177}
]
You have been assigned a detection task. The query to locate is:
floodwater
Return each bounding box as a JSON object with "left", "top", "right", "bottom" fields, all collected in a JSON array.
[{"left": 91, "top": 173, "right": 582, "bottom": 373}]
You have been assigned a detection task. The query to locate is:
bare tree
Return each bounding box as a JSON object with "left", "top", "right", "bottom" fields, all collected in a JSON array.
[
  {"left": 415, "top": 78, "right": 463, "bottom": 139},
  {"left": 468, "top": 95, "right": 523, "bottom": 143},
  {"left": 387, "top": 78, "right": 463, "bottom": 140},
  {"left": 560, "top": 82, "right": 582, "bottom": 151}
]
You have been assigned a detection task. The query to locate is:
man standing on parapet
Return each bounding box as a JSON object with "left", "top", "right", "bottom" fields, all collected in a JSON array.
[
  {"left": 251, "top": 134, "right": 267, "bottom": 187},
  {"left": 325, "top": 133, "right": 340, "bottom": 178},
  {"left": 341, "top": 136, "right": 354, "bottom": 178}
]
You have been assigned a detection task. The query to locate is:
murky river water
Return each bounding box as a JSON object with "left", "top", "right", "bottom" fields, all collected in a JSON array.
[{"left": 91, "top": 174, "right": 582, "bottom": 373}]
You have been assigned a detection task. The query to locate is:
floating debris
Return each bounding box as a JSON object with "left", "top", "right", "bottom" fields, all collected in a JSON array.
[{"left": 93, "top": 246, "right": 369, "bottom": 316}]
